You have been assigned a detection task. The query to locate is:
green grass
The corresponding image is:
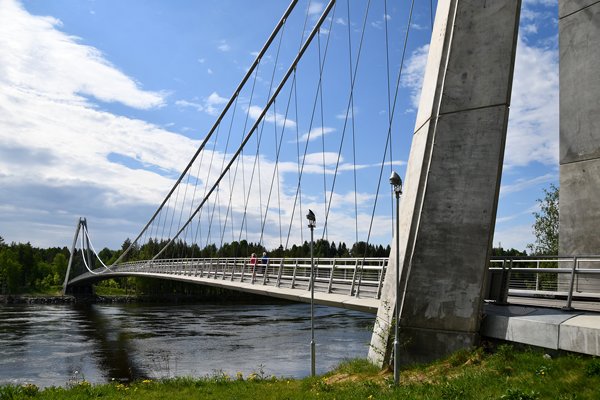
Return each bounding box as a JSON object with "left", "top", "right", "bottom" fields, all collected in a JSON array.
[{"left": 2, "top": 346, "right": 599, "bottom": 399}]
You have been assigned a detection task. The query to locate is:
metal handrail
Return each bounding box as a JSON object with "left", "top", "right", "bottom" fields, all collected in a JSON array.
[
  {"left": 486, "top": 255, "right": 600, "bottom": 309},
  {"left": 76, "top": 257, "right": 388, "bottom": 300}
]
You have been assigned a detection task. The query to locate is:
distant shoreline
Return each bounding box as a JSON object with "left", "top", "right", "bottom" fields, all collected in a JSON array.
[{"left": 0, "top": 292, "right": 293, "bottom": 305}]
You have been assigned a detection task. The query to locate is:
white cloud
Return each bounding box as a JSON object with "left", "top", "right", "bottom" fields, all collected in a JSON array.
[
  {"left": 492, "top": 223, "right": 534, "bottom": 252},
  {"left": 0, "top": 0, "right": 197, "bottom": 247},
  {"left": 296, "top": 126, "right": 335, "bottom": 143},
  {"left": 401, "top": 44, "right": 429, "bottom": 110},
  {"left": 217, "top": 40, "right": 230, "bottom": 52},
  {"left": 176, "top": 92, "right": 228, "bottom": 116},
  {"left": 175, "top": 99, "right": 204, "bottom": 112},
  {"left": 308, "top": 2, "right": 324, "bottom": 16},
  {"left": 505, "top": 37, "right": 558, "bottom": 168},
  {"left": 247, "top": 105, "right": 296, "bottom": 128},
  {"left": 304, "top": 152, "right": 341, "bottom": 166},
  {"left": 500, "top": 173, "right": 557, "bottom": 197},
  {"left": 0, "top": 0, "right": 165, "bottom": 110}
]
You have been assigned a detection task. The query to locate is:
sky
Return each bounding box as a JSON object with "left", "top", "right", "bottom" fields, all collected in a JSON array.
[{"left": 0, "top": 0, "right": 559, "bottom": 253}]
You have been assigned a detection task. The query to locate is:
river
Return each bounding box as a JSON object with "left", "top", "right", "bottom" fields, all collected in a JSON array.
[{"left": 0, "top": 301, "right": 375, "bottom": 388}]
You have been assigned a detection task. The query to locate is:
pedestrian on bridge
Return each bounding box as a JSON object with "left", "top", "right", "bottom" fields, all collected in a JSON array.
[{"left": 250, "top": 253, "right": 257, "bottom": 281}]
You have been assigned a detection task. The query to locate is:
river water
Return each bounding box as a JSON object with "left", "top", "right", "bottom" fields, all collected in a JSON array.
[{"left": 0, "top": 301, "right": 375, "bottom": 387}]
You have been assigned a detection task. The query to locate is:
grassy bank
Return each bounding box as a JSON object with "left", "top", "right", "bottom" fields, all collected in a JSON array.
[{"left": 1, "top": 345, "right": 599, "bottom": 399}]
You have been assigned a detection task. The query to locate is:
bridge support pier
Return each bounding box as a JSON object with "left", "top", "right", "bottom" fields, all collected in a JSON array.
[
  {"left": 558, "top": 1, "right": 600, "bottom": 287},
  {"left": 369, "top": 0, "right": 521, "bottom": 366}
]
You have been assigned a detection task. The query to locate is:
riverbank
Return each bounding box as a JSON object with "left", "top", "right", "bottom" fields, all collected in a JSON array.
[
  {"left": 1, "top": 346, "right": 598, "bottom": 399},
  {"left": 0, "top": 291, "right": 286, "bottom": 305}
]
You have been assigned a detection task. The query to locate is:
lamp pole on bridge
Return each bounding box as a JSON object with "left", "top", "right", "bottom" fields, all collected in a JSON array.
[
  {"left": 389, "top": 171, "right": 403, "bottom": 385},
  {"left": 306, "top": 209, "right": 316, "bottom": 377}
]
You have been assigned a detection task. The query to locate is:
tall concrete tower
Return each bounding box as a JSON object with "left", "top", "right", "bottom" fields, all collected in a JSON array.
[
  {"left": 559, "top": 2, "right": 600, "bottom": 273},
  {"left": 369, "top": 0, "right": 521, "bottom": 366}
]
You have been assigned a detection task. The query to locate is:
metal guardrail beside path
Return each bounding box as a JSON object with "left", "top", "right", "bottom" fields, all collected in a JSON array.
[
  {"left": 75, "top": 257, "right": 389, "bottom": 300},
  {"left": 486, "top": 255, "right": 600, "bottom": 310}
]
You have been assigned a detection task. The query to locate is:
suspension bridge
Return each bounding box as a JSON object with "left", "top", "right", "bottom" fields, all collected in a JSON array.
[{"left": 62, "top": 0, "right": 600, "bottom": 367}]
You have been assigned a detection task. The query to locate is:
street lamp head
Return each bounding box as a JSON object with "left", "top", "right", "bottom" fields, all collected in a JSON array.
[
  {"left": 306, "top": 209, "right": 316, "bottom": 228},
  {"left": 389, "top": 171, "right": 403, "bottom": 195}
]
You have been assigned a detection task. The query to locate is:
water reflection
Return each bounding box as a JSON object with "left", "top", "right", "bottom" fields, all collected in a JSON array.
[{"left": 0, "top": 302, "right": 374, "bottom": 387}]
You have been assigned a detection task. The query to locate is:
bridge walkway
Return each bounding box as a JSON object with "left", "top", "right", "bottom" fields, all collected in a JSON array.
[{"left": 67, "top": 257, "right": 387, "bottom": 313}]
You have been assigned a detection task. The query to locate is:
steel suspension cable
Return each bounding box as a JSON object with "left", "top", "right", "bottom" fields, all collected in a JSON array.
[
  {"left": 81, "top": 225, "right": 114, "bottom": 272},
  {"left": 258, "top": 76, "right": 296, "bottom": 246},
  {"left": 384, "top": 0, "right": 395, "bottom": 236},
  {"left": 361, "top": 0, "right": 416, "bottom": 258},
  {"left": 321, "top": 0, "right": 371, "bottom": 239},
  {"left": 113, "top": 0, "right": 299, "bottom": 265},
  {"left": 219, "top": 94, "right": 242, "bottom": 249},
  {"left": 283, "top": 3, "right": 336, "bottom": 249},
  {"left": 347, "top": 0, "right": 359, "bottom": 247},
  {"left": 152, "top": 0, "right": 337, "bottom": 261}
]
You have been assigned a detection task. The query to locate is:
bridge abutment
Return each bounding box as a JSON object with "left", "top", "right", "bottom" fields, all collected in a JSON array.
[
  {"left": 369, "top": 0, "right": 521, "bottom": 366},
  {"left": 558, "top": 1, "right": 600, "bottom": 286}
]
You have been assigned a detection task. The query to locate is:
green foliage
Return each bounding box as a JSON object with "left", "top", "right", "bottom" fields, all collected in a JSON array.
[
  {"left": 585, "top": 359, "right": 600, "bottom": 376},
  {"left": 528, "top": 184, "right": 559, "bottom": 255},
  {"left": 0, "top": 241, "right": 70, "bottom": 294},
  {"left": 500, "top": 388, "right": 540, "bottom": 400},
  {"left": 4, "top": 349, "right": 600, "bottom": 400}
]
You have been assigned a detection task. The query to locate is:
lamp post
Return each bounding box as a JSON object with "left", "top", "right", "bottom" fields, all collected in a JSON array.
[
  {"left": 389, "top": 171, "right": 403, "bottom": 384},
  {"left": 306, "top": 209, "right": 316, "bottom": 377}
]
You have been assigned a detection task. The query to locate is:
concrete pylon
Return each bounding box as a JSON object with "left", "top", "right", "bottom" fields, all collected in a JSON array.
[
  {"left": 368, "top": 0, "right": 521, "bottom": 366},
  {"left": 559, "top": 2, "right": 600, "bottom": 283}
]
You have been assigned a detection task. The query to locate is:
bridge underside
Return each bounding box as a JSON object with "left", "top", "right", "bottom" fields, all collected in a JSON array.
[
  {"left": 67, "top": 257, "right": 387, "bottom": 313},
  {"left": 68, "top": 271, "right": 380, "bottom": 313}
]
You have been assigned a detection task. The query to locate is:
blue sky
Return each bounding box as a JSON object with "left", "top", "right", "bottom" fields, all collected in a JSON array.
[{"left": 0, "top": 0, "right": 559, "bottom": 252}]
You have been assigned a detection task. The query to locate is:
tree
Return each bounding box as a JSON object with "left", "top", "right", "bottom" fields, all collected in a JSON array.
[
  {"left": 0, "top": 248, "right": 22, "bottom": 293},
  {"left": 528, "top": 184, "right": 559, "bottom": 255}
]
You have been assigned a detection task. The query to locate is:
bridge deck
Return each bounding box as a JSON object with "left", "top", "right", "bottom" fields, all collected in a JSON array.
[{"left": 68, "top": 257, "right": 387, "bottom": 314}]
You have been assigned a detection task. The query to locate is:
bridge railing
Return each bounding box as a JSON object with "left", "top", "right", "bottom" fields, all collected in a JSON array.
[
  {"left": 486, "top": 255, "right": 600, "bottom": 309},
  {"left": 105, "top": 257, "right": 389, "bottom": 299}
]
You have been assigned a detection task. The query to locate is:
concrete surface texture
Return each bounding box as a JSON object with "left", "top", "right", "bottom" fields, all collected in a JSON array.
[
  {"left": 559, "top": 2, "right": 600, "bottom": 264},
  {"left": 482, "top": 303, "right": 600, "bottom": 357},
  {"left": 368, "top": 0, "right": 521, "bottom": 366}
]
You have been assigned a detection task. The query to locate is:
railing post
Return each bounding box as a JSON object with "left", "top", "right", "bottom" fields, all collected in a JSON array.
[
  {"left": 355, "top": 259, "right": 364, "bottom": 297},
  {"left": 276, "top": 259, "right": 284, "bottom": 287},
  {"left": 241, "top": 259, "right": 247, "bottom": 282},
  {"left": 291, "top": 259, "right": 298, "bottom": 289},
  {"left": 262, "top": 260, "right": 270, "bottom": 285},
  {"left": 535, "top": 259, "right": 540, "bottom": 291},
  {"left": 376, "top": 259, "right": 387, "bottom": 299},
  {"left": 497, "top": 258, "right": 511, "bottom": 304},
  {"left": 349, "top": 259, "right": 358, "bottom": 296},
  {"left": 327, "top": 259, "right": 336, "bottom": 293},
  {"left": 564, "top": 256, "right": 578, "bottom": 310}
]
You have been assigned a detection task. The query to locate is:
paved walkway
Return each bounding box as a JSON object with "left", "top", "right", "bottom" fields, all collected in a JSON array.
[{"left": 482, "top": 302, "right": 600, "bottom": 356}]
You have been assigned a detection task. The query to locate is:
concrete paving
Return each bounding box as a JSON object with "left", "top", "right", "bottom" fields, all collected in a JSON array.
[{"left": 482, "top": 303, "right": 600, "bottom": 356}]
